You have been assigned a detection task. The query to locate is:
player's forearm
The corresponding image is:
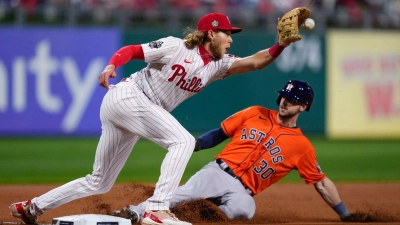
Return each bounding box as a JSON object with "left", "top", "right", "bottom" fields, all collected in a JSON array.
[
  {"left": 252, "top": 49, "right": 277, "bottom": 69},
  {"left": 314, "top": 177, "right": 350, "bottom": 218},
  {"left": 227, "top": 43, "right": 285, "bottom": 75},
  {"left": 314, "top": 177, "right": 341, "bottom": 206},
  {"left": 242, "top": 47, "right": 279, "bottom": 71},
  {"left": 249, "top": 43, "right": 286, "bottom": 70},
  {"left": 194, "top": 128, "right": 228, "bottom": 152}
]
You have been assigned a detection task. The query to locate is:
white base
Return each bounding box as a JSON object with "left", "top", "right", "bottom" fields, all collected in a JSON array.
[{"left": 52, "top": 214, "right": 131, "bottom": 225}]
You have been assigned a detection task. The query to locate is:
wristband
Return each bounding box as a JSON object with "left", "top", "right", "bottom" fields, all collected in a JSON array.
[
  {"left": 268, "top": 43, "right": 285, "bottom": 58},
  {"left": 332, "top": 202, "right": 350, "bottom": 218}
]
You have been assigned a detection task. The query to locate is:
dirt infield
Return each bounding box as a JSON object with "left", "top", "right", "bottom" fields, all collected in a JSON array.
[{"left": 1, "top": 183, "right": 399, "bottom": 225}]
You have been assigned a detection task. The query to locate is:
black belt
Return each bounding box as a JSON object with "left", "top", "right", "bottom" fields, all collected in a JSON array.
[{"left": 215, "top": 159, "right": 254, "bottom": 196}]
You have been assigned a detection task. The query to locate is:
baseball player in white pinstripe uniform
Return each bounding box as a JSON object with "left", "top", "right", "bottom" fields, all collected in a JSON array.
[{"left": 10, "top": 13, "right": 296, "bottom": 225}]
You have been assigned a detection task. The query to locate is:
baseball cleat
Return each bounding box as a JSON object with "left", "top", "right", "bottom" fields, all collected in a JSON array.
[
  {"left": 112, "top": 205, "right": 140, "bottom": 223},
  {"left": 141, "top": 210, "right": 191, "bottom": 225},
  {"left": 9, "top": 200, "right": 38, "bottom": 224}
]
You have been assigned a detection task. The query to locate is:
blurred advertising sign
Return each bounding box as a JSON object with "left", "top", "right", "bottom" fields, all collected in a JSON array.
[
  {"left": 327, "top": 30, "right": 400, "bottom": 139},
  {"left": 0, "top": 27, "right": 120, "bottom": 135}
]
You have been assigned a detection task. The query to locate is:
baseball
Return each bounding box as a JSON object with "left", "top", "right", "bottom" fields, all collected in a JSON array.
[{"left": 303, "top": 18, "right": 315, "bottom": 30}]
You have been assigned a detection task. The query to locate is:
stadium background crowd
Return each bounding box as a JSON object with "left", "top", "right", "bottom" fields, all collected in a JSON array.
[{"left": 1, "top": 0, "right": 399, "bottom": 31}]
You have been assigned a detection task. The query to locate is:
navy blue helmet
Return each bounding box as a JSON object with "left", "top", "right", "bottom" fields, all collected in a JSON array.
[{"left": 276, "top": 80, "right": 314, "bottom": 111}]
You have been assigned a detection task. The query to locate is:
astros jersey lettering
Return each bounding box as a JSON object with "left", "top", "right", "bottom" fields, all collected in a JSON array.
[
  {"left": 132, "top": 105, "right": 326, "bottom": 219},
  {"left": 216, "top": 106, "right": 325, "bottom": 195}
]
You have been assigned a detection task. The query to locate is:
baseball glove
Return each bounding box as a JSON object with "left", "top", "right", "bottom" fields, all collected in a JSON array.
[{"left": 277, "top": 7, "right": 311, "bottom": 45}]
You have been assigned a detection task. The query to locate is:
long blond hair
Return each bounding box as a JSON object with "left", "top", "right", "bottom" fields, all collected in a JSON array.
[{"left": 183, "top": 27, "right": 207, "bottom": 49}]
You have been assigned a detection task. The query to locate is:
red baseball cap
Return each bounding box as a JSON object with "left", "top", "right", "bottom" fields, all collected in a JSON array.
[{"left": 197, "top": 13, "right": 242, "bottom": 34}]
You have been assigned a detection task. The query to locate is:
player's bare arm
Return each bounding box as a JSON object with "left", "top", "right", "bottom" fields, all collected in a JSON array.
[
  {"left": 314, "top": 177, "right": 350, "bottom": 219},
  {"left": 226, "top": 48, "right": 280, "bottom": 75},
  {"left": 314, "top": 177, "right": 341, "bottom": 206},
  {"left": 226, "top": 20, "right": 290, "bottom": 76}
]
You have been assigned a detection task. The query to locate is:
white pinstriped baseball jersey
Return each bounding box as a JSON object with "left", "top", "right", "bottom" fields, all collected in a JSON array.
[
  {"left": 131, "top": 36, "right": 239, "bottom": 111},
  {"left": 28, "top": 36, "right": 241, "bottom": 217}
]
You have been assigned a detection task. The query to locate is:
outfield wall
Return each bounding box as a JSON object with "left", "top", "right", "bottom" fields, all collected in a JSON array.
[
  {"left": 326, "top": 30, "right": 400, "bottom": 139},
  {"left": 0, "top": 27, "right": 121, "bottom": 136}
]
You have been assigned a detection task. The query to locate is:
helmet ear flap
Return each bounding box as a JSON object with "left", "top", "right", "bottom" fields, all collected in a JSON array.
[
  {"left": 305, "top": 103, "right": 311, "bottom": 111},
  {"left": 276, "top": 95, "right": 282, "bottom": 107}
]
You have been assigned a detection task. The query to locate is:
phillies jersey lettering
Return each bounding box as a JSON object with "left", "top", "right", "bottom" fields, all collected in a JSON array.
[
  {"left": 128, "top": 36, "right": 239, "bottom": 112},
  {"left": 168, "top": 64, "right": 204, "bottom": 92},
  {"left": 216, "top": 106, "right": 325, "bottom": 195}
]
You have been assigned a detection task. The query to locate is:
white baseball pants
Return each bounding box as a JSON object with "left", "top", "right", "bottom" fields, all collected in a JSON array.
[{"left": 30, "top": 81, "right": 195, "bottom": 215}]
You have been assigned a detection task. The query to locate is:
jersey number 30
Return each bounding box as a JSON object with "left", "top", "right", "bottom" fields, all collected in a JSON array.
[{"left": 253, "top": 159, "right": 275, "bottom": 180}]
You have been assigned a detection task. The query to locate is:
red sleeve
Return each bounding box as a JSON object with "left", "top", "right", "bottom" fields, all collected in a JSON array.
[{"left": 108, "top": 45, "right": 144, "bottom": 69}]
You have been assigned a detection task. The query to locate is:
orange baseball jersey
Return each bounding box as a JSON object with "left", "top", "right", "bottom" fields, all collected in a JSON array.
[{"left": 215, "top": 106, "right": 325, "bottom": 195}]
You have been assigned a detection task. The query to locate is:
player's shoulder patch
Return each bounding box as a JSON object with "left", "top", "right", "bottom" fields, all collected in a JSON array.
[
  {"left": 148, "top": 41, "right": 164, "bottom": 49},
  {"left": 316, "top": 162, "right": 323, "bottom": 173}
]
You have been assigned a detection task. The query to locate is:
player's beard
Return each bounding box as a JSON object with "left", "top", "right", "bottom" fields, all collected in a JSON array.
[
  {"left": 279, "top": 111, "right": 296, "bottom": 118},
  {"left": 278, "top": 108, "right": 300, "bottom": 118},
  {"left": 210, "top": 39, "right": 223, "bottom": 60}
]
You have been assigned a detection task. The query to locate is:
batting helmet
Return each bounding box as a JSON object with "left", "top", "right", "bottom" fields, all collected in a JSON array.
[{"left": 276, "top": 80, "right": 314, "bottom": 111}]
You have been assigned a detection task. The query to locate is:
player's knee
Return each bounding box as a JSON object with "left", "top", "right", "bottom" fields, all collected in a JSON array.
[
  {"left": 233, "top": 206, "right": 255, "bottom": 219},
  {"left": 85, "top": 174, "right": 114, "bottom": 194},
  {"left": 227, "top": 197, "right": 255, "bottom": 219},
  {"left": 222, "top": 207, "right": 254, "bottom": 220},
  {"left": 171, "top": 132, "right": 195, "bottom": 151}
]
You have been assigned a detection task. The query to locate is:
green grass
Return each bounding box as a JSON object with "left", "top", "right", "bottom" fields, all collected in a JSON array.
[
  {"left": 279, "top": 138, "right": 400, "bottom": 183},
  {"left": 0, "top": 137, "right": 399, "bottom": 184}
]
